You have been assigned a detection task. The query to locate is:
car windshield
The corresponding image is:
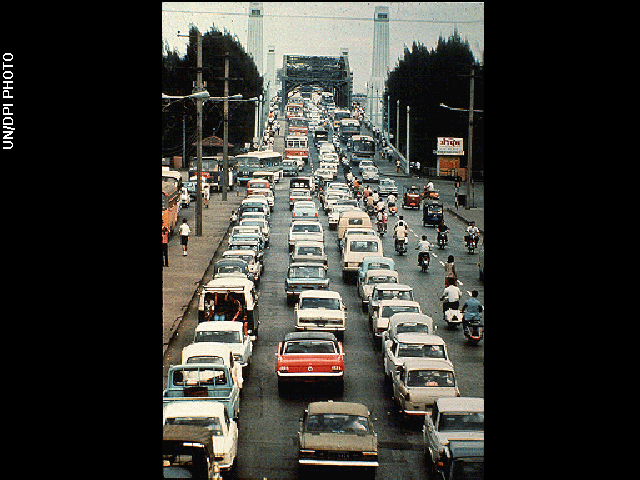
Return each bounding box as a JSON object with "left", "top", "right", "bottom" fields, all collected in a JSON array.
[
  {"left": 297, "top": 246, "right": 322, "bottom": 256},
  {"left": 396, "top": 322, "right": 431, "bottom": 334},
  {"left": 284, "top": 340, "right": 337, "bottom": 354},
  {"left": 377, "top": 290, "right": 413, "bottom": 301},
  {"left": 195, "top": 330, "right": 242, "bottom": 343},
  {"left": 406, "top": 370, "right": 455, "bottom": 387},
  {"left": 299, "top": 297, "right": 340, "bottom": 310},
  {"left": 349, "top": 241, "right": 379, "bottom": 252},
  {"left": 292, "top": 224, "right": 321, "bottom": 233},
  {"left": 306, "top": 414, "right": 370, "bottom": 434},
  {"left": 368, "top": 275, "right": 397, "bottom": 285},
  {"left": 398, "top": 343, "right": 445, "bottom": 359},
  {"left": 289, "top": 266, "right": 324, "bottom": 279},
  {"left": 381, "top": 305, "right": 419, "bottom": 317},
  {"left": 185, "top": 356, "right": 225, "bottom": 365},
  {"left": 439, "top": 412, "right": 484, "bottom": 432},
  {"left": 165, "top": 417, "right": 224, "bottom": 436}
]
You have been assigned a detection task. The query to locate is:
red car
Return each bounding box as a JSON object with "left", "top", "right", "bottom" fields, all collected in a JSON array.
[
  {"left": 276, "top": 331, "right": 344, "bottom": 394},
  {"left": 403, "top": 185, "right": 421, "bottom": 209}
]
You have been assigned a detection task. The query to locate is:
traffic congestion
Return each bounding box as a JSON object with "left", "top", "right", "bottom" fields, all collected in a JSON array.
[{"left": 163, "top": 90, "right": 484, "bottom": 479}]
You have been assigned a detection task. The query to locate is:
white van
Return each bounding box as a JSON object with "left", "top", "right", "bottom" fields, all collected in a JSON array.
[{"left": 342, "top": 234, "right": 383, "bottom": 283}]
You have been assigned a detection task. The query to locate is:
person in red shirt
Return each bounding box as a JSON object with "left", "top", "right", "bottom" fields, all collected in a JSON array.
[{"left": 162, "top": 226, "right": 170, "bottom": 267}]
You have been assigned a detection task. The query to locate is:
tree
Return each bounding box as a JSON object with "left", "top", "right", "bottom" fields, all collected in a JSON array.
[
  {"left": 385, "top": 29, "right": 484, "bottom": 178},
  {"left": 162, "top": 25, "right": 263, "bottom": 159}
]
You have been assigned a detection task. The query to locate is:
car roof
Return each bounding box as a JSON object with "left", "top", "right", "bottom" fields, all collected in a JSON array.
[
  {"left": 203, "top": 277, "right": 253, "bottom": 289},
  {"left": 365, "top": 269, "right": 399, "bottom": 278},
  {"left": 373, "top": 283, "right": 413, "bottom": 291},
  {"left": 289, "top": 262, "right": 326, "bottom": 268},
  {"left": 307, "top": 401, "right": 369, "bottom": 416},
  {"left": 283, "top": 331, "right": 338, "bottom": 342},
  {"left": 182, "top": 342, "right": 233, "bottom": 358},
  {"left": 435, "top": 397, "right": 484, "bottom": 412},
  {"left": 196, "top": 320, "right": 243, "bottom": 332},
  {"left": 378, "top": 299, "right": 420, "bottom": 307},
  {"left": 163, "top": 400, "right": 226, "bottom": 419},
  {"left": 299, "top": 290, "right": 341, "bottom": 299},
  {"left": 389, "top": 312, "right": 433, "bottom": 327},
  {"left": 402, "top": 358, "right": 455, "bottom": 371},
  {"left": 396, "top": 333, "right": 444, "bottom": 345}
]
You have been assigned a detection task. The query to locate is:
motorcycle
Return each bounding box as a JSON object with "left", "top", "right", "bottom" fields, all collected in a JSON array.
[
  {"left": 419, "top": 252, "right": 430, "bottom": 272},
  {"left": 463, "top": 314, "right": 484, "bottom": 345},
  {"left": 437, "top": 231, "right": 448, "bottom": 250},
  {"left": 394, "top": 236, "right": 408, "bottom": 255},
  {"left": 388, "top": 202, "right": 397, "bottom": 216},
  {"left": 466, "top": 236, "right": 476, "bottom": 254},
  {"left": 377, "top": 220, "right": 387, "bottom": 237},
  {"left": 366, "top": 203, "right": 376, "bottom": 217},
  {"left": 443, "top": 307, "right": 463, "bottom": 330}
]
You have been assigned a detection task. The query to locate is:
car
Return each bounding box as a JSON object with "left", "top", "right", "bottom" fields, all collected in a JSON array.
[
  {"left": 292, "top": 200, "right": 319, "bottom": 219},
  {"left": 378, "top": 178, "right": 398, "bottom": 197},
  {"left": 163, "top": 402, "right": 239, "bottom": 473},
  {"left": 391, "top": 358, "right": 460, "bottom": 420},
  {"left": 222, "top": 250, "right": 262, "bottom": 282},
  {"left": 181, "top": 341, "right": 244, "bottom": 389},
  {"left": 359, "top": 159, "right": 375, "bottom": 170},
  {"left": 371, "top": 299, "right": 422, "bottom": 344},
  {"left": 298, "top": 401, "right": 378, "bottom": 471},
  {"left": 276, "top": 331, "right": 344, "bottom": 394},
  {"left": 290, "top": 240, "right": 327, "bottom": 266},
  {"left": 438, "top": 440, "right": 484, "bottom": 479},
  {"left": 328, "top": 204, "right": 359, "bottom": 230},
  {"left": 212, "top": 258, "right": 254, "bottom": 284},
  {"left": 361, "top": 165, "right": 379, "bottom": 182},
  {"left": 358, "top": 269, "right": 399, "bottom": 312},
  {"left": 288, "top": 220, "right": 323, "bottom": 252},
  {"left": 383, "top": 312, "right": 435, "bottom": 344},
  {"left": 383, "top": 333, "right": 450, "bottom": 380},
  {"left": 285, "top": 262, "right": 330, "bottom": 304},
  {"left": 422, "top": 397, "right": 484, "bottom": 472},
  {"left": 194, "top": 321, "right": 253, "bottom": 370},
  {"left": 367, "top": 283, "right": 414, "bottom": 324},
  {"left": 239, "top": 218, "right": 270, "bottom": 246},
  {"left": 342, "top": 234, "right": 384, "bottom": 283},
  {"left": 356, "top": 256, "right": 396, "bottom": 289},
  {"left": 289, "top": 188, "right": 312, "bottom": 210},
  {"left": 294, "top": 290, "right": 347, "bottom": 340}
]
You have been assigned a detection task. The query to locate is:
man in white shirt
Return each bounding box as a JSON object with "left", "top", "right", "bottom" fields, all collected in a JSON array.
[
  {"left": 465, "top": 221, "right": 480, "bottom": 247},
  {"left": 179, "top": 218, "right": 190, "bottom": 256},
  {"left": 440, "top": 280, "right": 462, "bottom": 314},
  {"left": 415, "top": 235, "right": 431, "bottom": 267}
]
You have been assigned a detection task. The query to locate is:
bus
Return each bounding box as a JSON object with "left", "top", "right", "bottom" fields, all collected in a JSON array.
[
  {"left": 287, "top": 116, "right": 308, "bottom": 136},
  {"left": 286, "top": 102, "right": 304, "bottom": 119},
  {"left": 235, "top": 150, "right": 284, "bottom": 185},
  {"left": 188, "top": 156, "right": 237, "bottom": 192},
  {"left": 162, "top": 181, "right": 180, "bottom": 234},
  {"left": 351, "top": 135, "right": 376, "bottom": 164},
  {"left": 162, "top": 166, "right": 182, "bottom": 189},
  {"left": 284, "top": 135, "right": 309, "bottom": 164},
  {"left": 339, "top": 118, "right": 360, "bottom": 143}
]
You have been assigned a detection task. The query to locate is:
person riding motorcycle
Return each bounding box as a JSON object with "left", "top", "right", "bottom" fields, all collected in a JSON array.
[
  {"left": 461, "top": 290, "right": 483, "bottom": 335},
  {"left": 376, "top": 209, "right": 387, "bottom": 233},
  {"left": 394, "top": 216, "right": 408, "bottom": 251},
  {"left": 415, "top": 234, "right": 431, "bottom": 267},
  {"left": 437, "top": 219, "right": 449, "bottom": 244},
  {"left": 465, "top": 221, "right": 480, "bottom": 248}
]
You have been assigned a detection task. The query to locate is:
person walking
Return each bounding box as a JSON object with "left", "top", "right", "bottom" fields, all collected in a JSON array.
[
  {"left": 162, "top": 225, "right": 170, "bottom": 267},
  {"left": 179, "top": 218, "right": 190, "bottom": 256}
]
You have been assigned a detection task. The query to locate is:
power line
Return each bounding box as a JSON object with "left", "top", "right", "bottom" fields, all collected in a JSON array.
[{"left": 161, "top": 9, "right": 483, "bottom": 24}]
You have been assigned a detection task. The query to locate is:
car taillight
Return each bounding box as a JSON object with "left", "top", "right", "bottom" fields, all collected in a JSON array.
[
  {"left": 405, "top": 392, "right": 410, "bottom": 402},
  {"left": 332, "top": 365, "right": 342, "bottom": 371}
]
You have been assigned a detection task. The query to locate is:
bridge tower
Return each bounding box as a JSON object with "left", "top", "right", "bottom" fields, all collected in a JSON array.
[
  {"left": 369, "top": 6, "right": 389, "bottom": 130},
  {"left": 247, "top": 2, "right": 263, "bottom": 74}
]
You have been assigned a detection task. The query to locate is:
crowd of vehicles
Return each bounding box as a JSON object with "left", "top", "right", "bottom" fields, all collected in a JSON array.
[{"left": 163, "top": 96, "right": 483, "bottom": 478}]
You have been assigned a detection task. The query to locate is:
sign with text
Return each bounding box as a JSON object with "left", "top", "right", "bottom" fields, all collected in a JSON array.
[{"left": 437, "top": 137, "right": 464, "bottom": 156}]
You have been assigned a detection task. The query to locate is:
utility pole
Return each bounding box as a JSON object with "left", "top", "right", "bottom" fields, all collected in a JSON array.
[
  {"left": 406, "top": 105, "right": 410, "bottom": 172},
  {"left": 466, "top": 64, "right": 475, "bottom": 210},
  {"left": 195, "top": 30, "right": 204, "bottom": 235},
  {"left": 396, "top": 99, "right": 400, "bottom": 150},
  {"left": 222, "top": 51, "right": 230, "bottom": 201}
]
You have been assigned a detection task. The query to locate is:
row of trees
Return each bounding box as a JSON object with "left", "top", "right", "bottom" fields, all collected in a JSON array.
[
  {"left": 162, "top": 25, "right": 263, "bottom": 158},
  {"left": 385, "top": 29, "right": 484, "bottom": 178}
]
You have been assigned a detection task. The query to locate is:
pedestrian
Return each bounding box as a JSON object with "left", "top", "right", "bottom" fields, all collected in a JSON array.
[
  {"left": 415, "top": 160, "right": 421, "bottom": 176},
  {"left": 396, "top": 158, "right": 401, "bottom": 173},
  {"left": 444, "top": 254, "right": 457, "bottom": 286},
  {"left": 162, "top": 225, "right": 170, "bottom": 267},
  {"left": 179, "top": 218, "right": 190, "bottom": 256},
  {"left": 203, "top": 183, "right": 210, "bottom": 209}
]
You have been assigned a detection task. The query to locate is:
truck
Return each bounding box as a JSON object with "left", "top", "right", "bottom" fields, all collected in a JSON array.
[{"left": 162, "top": 363, "right": 240, "bottom": 420}]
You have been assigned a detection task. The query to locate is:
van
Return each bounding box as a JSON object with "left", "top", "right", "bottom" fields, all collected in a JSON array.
[
  {"left": 342, "top": 234, "right": 383, "bottom": 283},
  {"left": 337, "top": 210, "right": 373, "bottom": 242}
]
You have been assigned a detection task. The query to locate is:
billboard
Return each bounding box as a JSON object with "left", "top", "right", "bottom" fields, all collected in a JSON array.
[{"left": 437, "top": 137, "right": 464, "bottom": 156}]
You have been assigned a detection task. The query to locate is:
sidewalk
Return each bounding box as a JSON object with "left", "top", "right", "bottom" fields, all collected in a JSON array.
[{"left": 162, "top": 192, "right": 244, "bottom": 357}]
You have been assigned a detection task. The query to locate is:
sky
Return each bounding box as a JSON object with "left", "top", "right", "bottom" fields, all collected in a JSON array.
[{"left": 162, "top": 2, "right": 484, "bottom": 94}]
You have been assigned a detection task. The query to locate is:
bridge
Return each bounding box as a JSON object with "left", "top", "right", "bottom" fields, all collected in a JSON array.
[{"left": 281, "top": 53, "right": 352, "bottom": 108}]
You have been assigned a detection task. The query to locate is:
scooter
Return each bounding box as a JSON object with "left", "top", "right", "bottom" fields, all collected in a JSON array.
[
  {"left": 463, "top": 314, "right": 484, "bottom": 345},
  {"left": 388, "top": 202, "right": 397, "bottom": 216},
  {"left": 437, "top": 231, "right": 448, "bottom": 250},
  {"left": 377, "top": 220, "right": 387, "bottom": 237},
  {"left": 420, "top": 252, "right": 430, "bottom": 272},
  {"left": 444, "top": 307, "right": 463, "bottom": 330},
  {"left": 395, "top": 236, "right": 408, "bottom": 255},
  {"left": 466, "top": 236, "right": 476, "bottom": 254}
]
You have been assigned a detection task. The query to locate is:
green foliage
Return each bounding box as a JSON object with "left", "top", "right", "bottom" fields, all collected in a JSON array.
[
  {"left": 385, "top": 29, "right": 484, "bottom": 176},
  {"left": 162, "top": 25, "right": 263, "bottom": 158}
]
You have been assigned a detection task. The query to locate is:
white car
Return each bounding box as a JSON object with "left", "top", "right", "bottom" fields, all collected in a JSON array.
[
  {"left": 295, "top": 290, "right": 347, "bottom": 341},
  {"left": 361, "top": 165, "right": 379, "bottom": 182},
  {"left": 163, "top": 401, "right": 238, "bottom": 472},
  {"left": 194, "top": 321, "right": 253, "bottom": 369},
  {"left": 181, "top": 341, "right": 244, "bottom": 389},
  {"left": 372, "top": 299, "right": 422, "bottom": 342},
  {"left": 328, "top": 205, "right": 359, "bottom": 230},
  {"left": 288, "top": 220, "right": 323, "bottom": 251},
  {"left": 383, "top": 333, "right": 451, "bottom": 380}
]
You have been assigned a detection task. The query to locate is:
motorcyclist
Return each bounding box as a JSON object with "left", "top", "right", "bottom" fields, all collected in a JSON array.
[
  {"left": 376, "top": 209, "right": 387, "bottom": 233},
  {"left": 461, "top": 290, "right": 483, "bottom": 335},
  {"left": 437, "top": 219, "right": 449, "bottom": 244},
  {"left": 415, "top": 234, "right": 431, "bottom": 267},
  {"left": 439, "top": 277, "right": 462, "bottom": 315},
  {"left": 394, "top": 216, "right": 408, "bottom": 251},
  {"left": 465, "top": 221, "right": 480, "bottom": 248}
]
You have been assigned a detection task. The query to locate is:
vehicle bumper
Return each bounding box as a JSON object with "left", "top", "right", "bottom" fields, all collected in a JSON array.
[
  {"left": 295, "top": 324, "right": 345, "bottom": 333},
  {"left": 299, "top": 458, "right": 379, "bottom": 468},
  {"left": 277, "top": 371, "right": 344, "bottom": 380}
]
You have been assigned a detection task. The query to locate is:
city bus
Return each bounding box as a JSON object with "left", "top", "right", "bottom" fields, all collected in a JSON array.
[
  {"left": 235, "top": 150, "right": 284, "bottom": 185},
  {"left": 351, "top": 135, "right": 376, "bottom": 164},
  {"left": 286, "top": 102, "right": 304, "bottom": 119},
  {"left": 162, "top": 181, "right": 180, "bottom": 234},
  {"left": 339, "top": 118, "right": 360, "bottom": 143},
  {"left": 287, "top": 116, "right": 308, "bottom": 136},
  {"left": 284, "top": 135, "right": 309, "bottom": 164},
  {"left": 188, "top": 156, "right": 237, "bottom": 192}
]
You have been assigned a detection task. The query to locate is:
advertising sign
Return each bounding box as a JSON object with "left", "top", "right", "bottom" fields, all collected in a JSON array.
[{"left": 437, "top": 137, "right": 464, "bottom": 156}]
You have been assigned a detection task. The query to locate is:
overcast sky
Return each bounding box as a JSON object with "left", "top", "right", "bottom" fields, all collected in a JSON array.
[{"left": 162, "top": 2, "right": 484, "bottom": 93}]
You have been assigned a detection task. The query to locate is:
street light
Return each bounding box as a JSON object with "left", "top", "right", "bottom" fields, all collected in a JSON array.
[{"left": 162, "top": 90, "right": 211, "bottom": 100}]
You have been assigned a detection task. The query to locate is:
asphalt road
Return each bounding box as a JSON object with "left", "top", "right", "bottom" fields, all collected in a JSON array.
[{"left": 163, "top": 127, "right": 484, "bottom": 479}]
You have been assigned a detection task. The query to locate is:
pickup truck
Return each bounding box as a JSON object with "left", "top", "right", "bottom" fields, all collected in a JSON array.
[{"left": 162, "top": 363, "right": 240, "bottom": 420}]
